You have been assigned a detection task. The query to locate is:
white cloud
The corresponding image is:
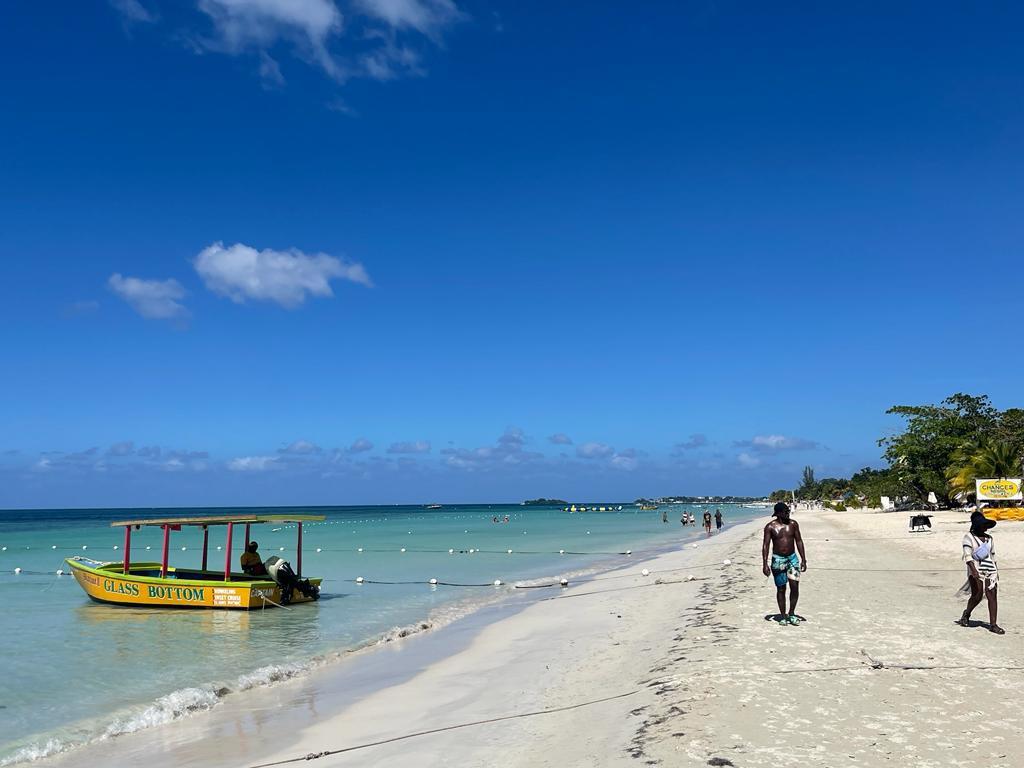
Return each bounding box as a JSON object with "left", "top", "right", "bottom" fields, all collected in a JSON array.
[
  {"left": 259, "top": 51, "right": 285, "bottom": 87},
  {"left": 354, "top": 0, "right": 462, "bottom": 38},
  {"left": 610, "top": 453, "right": 638, "bottom": 471},
  {"left": 110, "top": 0, "right": 157, "bottom": 24},
  {"left": 108, "top": 274, "right": 188, "bottom": 320},
  {"left": 387, "top": 440, "right": 431, "bottom": 454},
  {"left": 278, "top": 439, "right": 322, "bottom": 455},
  {"left": 106, "top": 441, "right": 136, "bottom": 457},
  {"left": 194, "top": 242, "right": 371, "bottom": 308},
  {"left": 672, "top": 434, "right": 708, "bottom": 453},
  {"left": 348, "top": 437, "right": 374, "bottom": 453},
  {"left": 228, "top": 455, "right": 279, "bottom": 471},
  {"left": 737, "top": 452, "right": 761, "bottom": 468},
  {"left": 548, "top": 433, "right": 573, "bottom": 445},
  {"left": 576, "top": 442, "right": 614, "bottom": 459},
  {"left": 735, "top": 435, "right": 821, "bottom": 452}
]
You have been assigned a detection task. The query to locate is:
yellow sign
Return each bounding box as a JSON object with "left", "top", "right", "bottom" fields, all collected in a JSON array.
[{"left": 976, "top": 478, "right": 1023, "bottom": 502}]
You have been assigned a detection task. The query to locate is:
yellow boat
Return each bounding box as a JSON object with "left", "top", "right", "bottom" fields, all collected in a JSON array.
[{"left": 66, "top": 513, "right": 325, "bottom": 610}]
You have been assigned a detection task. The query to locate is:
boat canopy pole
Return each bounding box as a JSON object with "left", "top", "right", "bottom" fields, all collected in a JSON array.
[
  {"left": 244, "top": 523, "right": 251, "bottom": 549},
  {"left": 123, "top": 525, "right": 132, "bottom": 575},
  {"left": 297, "top": 521, "right": 303, "bottom": 578},
  {"left": 160, "top": 524, "right": 170, "bottom": 579},
  {"left": 224, "top": 521, "right": 234, "bottom": 582},
  {"left": 201, "top": 526, "right": 209, "bottom": 571}
]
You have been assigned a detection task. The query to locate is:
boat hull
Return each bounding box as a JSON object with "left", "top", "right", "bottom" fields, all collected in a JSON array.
[{"left": 66, "top": 559, "right": 321, "bottom": 610}]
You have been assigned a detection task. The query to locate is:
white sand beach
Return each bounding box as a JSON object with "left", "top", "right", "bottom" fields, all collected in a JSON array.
[{"left": 43, "top": 509, "right": 1023, "bottom": 768}]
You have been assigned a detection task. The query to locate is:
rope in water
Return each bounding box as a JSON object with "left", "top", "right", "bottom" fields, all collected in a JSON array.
[{"left": 245, "top": 689, "right": 639, "bottom": 768}]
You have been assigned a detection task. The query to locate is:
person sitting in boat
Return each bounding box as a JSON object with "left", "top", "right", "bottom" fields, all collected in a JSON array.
[
  {"left": 264, "top": 555, "right": 320, "bottom": 604},
  {"left": 240, "top": 541, "right": 268, "bottom": 577}
]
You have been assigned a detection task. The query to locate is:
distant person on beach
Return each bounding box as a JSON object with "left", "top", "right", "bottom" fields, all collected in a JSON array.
[
  {"left": 662, "top": 510, "right": 669, "bottom": 523},
  {"left": 762, "top": 502, "right": 807, "bottom": 625},
  {"left": 703, "top": 510, "right": 712, "bottom": 535},
  {"left": 240, "top": 541, "right": 268, "bottom": 577},
  {"left": 957, "top": 511, "right": 1004, "bottom": 635},
  {"left": 715, "top": 509, "right": 723, "bottom": 530}
]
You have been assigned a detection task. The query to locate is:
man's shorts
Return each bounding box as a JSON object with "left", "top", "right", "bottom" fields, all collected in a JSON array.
[{"left": 770, "top": 552, "right": 800, "bottom": 587}]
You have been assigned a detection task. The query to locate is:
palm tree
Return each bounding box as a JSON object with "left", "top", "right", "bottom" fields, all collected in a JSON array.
[{"left": 946, "top": 442, "right": 1023, "bottom": 501}]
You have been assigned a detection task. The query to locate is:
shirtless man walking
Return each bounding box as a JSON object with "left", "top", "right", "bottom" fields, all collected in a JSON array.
[{"left": 761, "top": 502, "right": 807, "bottom": 625}]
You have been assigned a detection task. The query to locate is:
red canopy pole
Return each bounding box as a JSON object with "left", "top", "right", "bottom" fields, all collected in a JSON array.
[
  {"left": 123, "top": 526, "right": 132, "bottom": 575},
  {"left": 244, "top": 523, "right": 251, "bottom": 548},
  {"left": 224, "top": 522, "right": 234, "bottom": 581},
  {"left": 160, "top": 525, "right": 170, "bottom": 578},
  {"left": 201, "top": 526, "right": 209, "bottom": 571},
  {"left": 296, "top": 522, "right": 303, "bottom": 578}
]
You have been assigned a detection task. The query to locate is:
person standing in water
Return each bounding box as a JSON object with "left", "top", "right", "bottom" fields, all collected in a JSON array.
[
  {"left": 662, "top": 509, "right": 669, "bottom": 523},
  {"left": 762, "top": 502, "right": 807, "bottom": 625},
  {"left": 703, "top": 509, "right": 713, "bottom": 535},
  {"left": 957, "top": 511, "right": 1004, "bottom": 634},
  {"left": 714, "top": 509, "right": 723, "bottom": 531}
]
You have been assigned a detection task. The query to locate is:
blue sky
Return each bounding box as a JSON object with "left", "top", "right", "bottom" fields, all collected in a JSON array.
[{"left": 2, "top": 1, "right": 1022, "bottom": 508}]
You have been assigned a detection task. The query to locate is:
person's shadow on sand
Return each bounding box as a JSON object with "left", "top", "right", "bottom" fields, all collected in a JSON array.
[{"left": 764, "top": 613, "right": 807, "bottom": 623}]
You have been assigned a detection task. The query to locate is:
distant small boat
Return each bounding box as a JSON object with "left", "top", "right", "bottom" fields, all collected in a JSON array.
[{"left": 425, "top": 504, "right": 442, "bottom": 509}]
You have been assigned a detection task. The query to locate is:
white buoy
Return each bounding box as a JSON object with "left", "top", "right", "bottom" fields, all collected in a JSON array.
[
  {"left": 493, "top": 579, "right": 502, "bottom": 586},
  {"left": 586, "top": 531, "right": 591, "bottom": 535},
  {"left": 723, "top": 559, "right": 732, "bottom": 566},
  {"left": 82, "top": 546, "right": 88, "bottom": 550},
  {"left": 357, "top": 548, "right": 363, "bottom": 552},
  {"left": 14, "top": 567, "right": 22, "bottom": 575},
  {"left": 448, "top": 548, "right": 454, "bottom": 554},
  {"left": 507, "top": 549, "right": 513, "bottom": 554},
  {"left": 626, "top": 550, "right": 632, "bottom": 555},
  {"left": 316, "top": 548, "right": 322, "bottom": 553},
  {"left": 429, "top": 578, "right": 438, "bottom": 585},
  {"left": 468, "top": 548, "right": 475, "bottom": 554},
  {"left": 641, "top": 568, "right": 650, "bottom": 577},
  {"left": 146, "top": 545, "right": 151, "bottom": 550},
  {"left": 1, "top": 546, "right": 5, "bottom": 551},
  {"left": 559, "top": 549, "right": 565, "bottom": 555},
  {"left": 400, "top": 548, "right": 406, "bottom": 553},
  {"left": 356, "top": 576, "right": 364, "bottom": 584},
  {"left": 56, "top": 569, "right": 64, "bottom": 576},
  {"left": 560, "top": 578, "right": 569, "bottom": 587},
  {"left": 51, "top": 545, "right": 57, "bottom": 550},
  {"left": 181, "top": 546, "right": 187, "bottom": 551},
  {"left": 113, "top": 545, "right": 119, "bottom": 550},
  {"left": 217, "top": 546, "right": 222, "bottom": 550},
  {"left": 279, "top": 547, "right": 285, "bottom": 551}
]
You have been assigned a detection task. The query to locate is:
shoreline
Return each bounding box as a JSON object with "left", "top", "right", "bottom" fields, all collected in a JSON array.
[{"left": 26, "top": 517, "right": 754, "bottom": 768}]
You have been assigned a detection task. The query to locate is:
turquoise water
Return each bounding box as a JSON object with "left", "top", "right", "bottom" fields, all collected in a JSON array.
[{"left": 0, "top": 503, "right": 764, "bottom": 764}]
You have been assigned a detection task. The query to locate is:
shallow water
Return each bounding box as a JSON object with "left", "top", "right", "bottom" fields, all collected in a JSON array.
[{"left": 0, "top": 503, "right": 763, "bottom": 764}]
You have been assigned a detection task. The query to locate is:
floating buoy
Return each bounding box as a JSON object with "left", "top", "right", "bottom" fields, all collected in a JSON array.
[
  {"left": 507, "top": 549, "right": 513, "bottom": 554},
  {"left": 559, "top": 549, "right": 565, "bottom": 555},
  {"left": 560, "top": 578, "right": 569, "bottom": 587},
  {"left": 146, "top": 545, "right": 151, "bottom": 550},
  {"left": 722, "top": 559, "right": 731, "bottom": 566},
  {"left": 400, "top": 548, "right": 406, "bottom": 553},
  {"left": 113, "top": 545, "right": 119, "bottom": 550},
  {"left": 355, "top": 576, "right": 364, "bottom": 584},
  {"left": 468, "top": 548, "right": 475, "bottom": 554},
  {"left": 641, "top": 568, "right": 650, "bottom": 577},
  {"left": 493, "top": 579, "right": 502, "bottom": 586},
  {"left": 217, "top": 546, "right": 222, "bottom": 550},
  {"left": 315, "top": 548, "right": 322, "bottom": 553},
  {"left": 14, "top": 567, "right": 22, "bottom": 575},
  {"left": 429, "top": 578, "right": 438, "bottom": 585},
  {"left": 626, "top": 550, "right": 632, "bottom": 555},
  {"left": 51, "top": 545, "right": 57, "bottom": 550},
  {"left": 56, "top": 569, "right": 64, "bottom": 576},
  {"left": 279, "top": 547, "right": 285, "bottom": 551},
  {"left": 82, "top": 546, "right": 88, "bottom": 550},
  {"left": 357, "top": 548, "right": 363, "bottom": 553},
  {"left": 0, "top": 546, "right": 5, "bottom": 551},
  {"left": 181, "top": 546, "right": 187, "bottom": 551},
  {"left": 448, "top": 548, "right": 454, "bottom": 554},
  {"left": 586, "top": 531, "right": 591, "bottom": 535}
]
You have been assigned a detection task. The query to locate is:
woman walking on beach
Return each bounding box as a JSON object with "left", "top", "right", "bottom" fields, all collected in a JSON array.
[{"left": 957, "top": 511, "right": 1004, "bottom": 635}]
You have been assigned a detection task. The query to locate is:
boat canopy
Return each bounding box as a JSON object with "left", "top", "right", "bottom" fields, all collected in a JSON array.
[{"left": 109, "top": 514, "right": 326, "bottom": 528}]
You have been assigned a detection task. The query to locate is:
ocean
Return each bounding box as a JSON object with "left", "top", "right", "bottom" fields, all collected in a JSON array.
[{"left": 0, "top": 502, "right": 765, "bottom": 764}]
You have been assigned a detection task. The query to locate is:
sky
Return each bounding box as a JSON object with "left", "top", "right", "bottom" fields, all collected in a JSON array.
[{"left": 1, "top": 1, "right": 1023, "bottom": 508}]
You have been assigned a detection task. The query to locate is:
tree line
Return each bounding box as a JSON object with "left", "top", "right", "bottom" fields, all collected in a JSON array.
[{"left": 768, "top": 394, "right": 1024, "bottom": 508}]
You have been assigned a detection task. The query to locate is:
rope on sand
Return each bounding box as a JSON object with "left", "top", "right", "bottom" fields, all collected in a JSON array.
[{"left": 245, "top": 689, "right": 639, "bottom": 768}]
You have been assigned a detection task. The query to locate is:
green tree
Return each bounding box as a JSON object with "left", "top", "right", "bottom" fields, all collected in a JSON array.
[
  {"left": 879, "top": 393, "right": 1000, "bottom": 503},
  {"left": 946, "top": 442, "right": 1024, "bottom": 501},
  {"left": 768, "top": 489, "right": 791, "bottom": 503}
]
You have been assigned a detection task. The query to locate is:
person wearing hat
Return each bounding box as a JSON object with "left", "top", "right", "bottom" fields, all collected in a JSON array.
[{"left": 957, "top": 511, "right": 1004, "bottom": 634}]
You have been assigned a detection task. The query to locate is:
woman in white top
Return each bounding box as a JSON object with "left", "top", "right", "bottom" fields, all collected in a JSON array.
[{"left": 956, "top": 511, "right": 1004, "bottom": 634}]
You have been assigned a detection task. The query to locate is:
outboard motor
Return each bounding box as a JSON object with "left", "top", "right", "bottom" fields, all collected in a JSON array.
[{"left": 264, "top": 555, "right": 320, "bottom": 604}]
